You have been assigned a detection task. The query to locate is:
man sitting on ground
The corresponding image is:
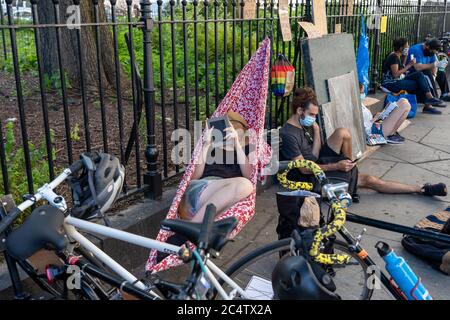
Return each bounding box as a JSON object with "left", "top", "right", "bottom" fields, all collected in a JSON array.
[
  {"left": 381, "top": 37, "right": 444, "bottom": 115},
  {"left": 406, "top": 38, "right": 450, "bottom": 105},
  {"left": 279, "top": 87, "right": 447, "bottom": 198}
]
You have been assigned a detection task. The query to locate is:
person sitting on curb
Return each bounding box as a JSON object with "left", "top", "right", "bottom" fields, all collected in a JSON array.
[
  {"left": 381, "top": 37, "right": 445, "bottom": 115},
  {"left": 406, "top": 38, "right": 450, "bottom": 106},
  {"left": 359, "top": 83, "right": 410, "bottom": 144},
  {"left": 279, "top": 87, "right": 448, "bottom": 198}
]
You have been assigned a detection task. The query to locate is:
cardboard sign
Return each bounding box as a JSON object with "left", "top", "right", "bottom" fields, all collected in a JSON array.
[
  {"left": 380, "top": 16, "right": 388, "bottom": 33},
  {"left": 340, "top": 0, "right": 354, "bottom": 16},
  {"left": 279, "top": 9, "right": 292, "bottom": 42},
  {"left": 299, "top": 21, "right": 323, "bottom": 39},
  {"left": 312, "top": 0, "right": 328, "bottom": 35},
  {"left": 243, "top": 0, "right": 256, "bottom": 20},
  {"left": 279, "top": 0, "right": 289, "bottom": 10},
  {"left": 335, "top": 23, "right": 342, "bottom": 34}
]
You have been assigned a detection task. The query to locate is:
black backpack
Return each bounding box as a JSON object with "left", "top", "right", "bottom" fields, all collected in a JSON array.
[{"left": 401, "top": 208, "right": 450, "bottom": 275}]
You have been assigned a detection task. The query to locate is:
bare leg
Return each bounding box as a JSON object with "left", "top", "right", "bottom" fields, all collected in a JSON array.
[
  {"left": 190, "top": 177, "right": 253, "bottom": 223},
  {"left": 358, "top": 174, "right": 421, "bottom": 194},
  {"left": 382, "top": 98, "right": 411, "bottom": 137},
  {"left": 326, "top": 128, "right": 353, "bottom": 159}
]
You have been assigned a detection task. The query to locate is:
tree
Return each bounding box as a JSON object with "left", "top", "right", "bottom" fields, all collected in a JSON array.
[{"left": 38, "top": 0, "right": 123, "bottom": 91}]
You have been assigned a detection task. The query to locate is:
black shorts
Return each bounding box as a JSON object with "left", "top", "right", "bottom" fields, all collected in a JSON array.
[{"left": 317, "top": 143, "right": 347, "bottom": 164}]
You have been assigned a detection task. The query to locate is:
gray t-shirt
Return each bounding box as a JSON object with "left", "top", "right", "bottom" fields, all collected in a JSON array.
[{"left": 279, "top": 122, "right": 318, "bottom": 162}]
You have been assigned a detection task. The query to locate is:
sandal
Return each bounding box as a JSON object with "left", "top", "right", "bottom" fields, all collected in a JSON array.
[{"left": 421, "top": 183, "right": 448, "bottom": 197}]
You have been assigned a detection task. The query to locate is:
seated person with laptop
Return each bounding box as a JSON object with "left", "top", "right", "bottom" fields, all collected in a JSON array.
[{"left": 279, "top": 87, "right": 447, "bottom": 198}]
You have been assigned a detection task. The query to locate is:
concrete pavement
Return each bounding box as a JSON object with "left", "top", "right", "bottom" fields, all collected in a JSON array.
[{"left": 215, "top": 102, "right": 450, "bottom": 300}]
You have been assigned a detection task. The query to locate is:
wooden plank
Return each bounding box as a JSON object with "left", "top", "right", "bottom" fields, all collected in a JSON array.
[
  {"left": 335, "top": 23, "right": 342, "bottom": 34},
  {"left": 279, "top": 9, "right": 292, "bottom": 42},
  {"left": 299, "top": 21, "right": 323, "bottom": 39},
  {"left": 243, "top": 0, "right": 256, "bottom": 20},
  {"left": 340, "top": 0, "right": 354, "bottom": 16},
  {"left": 312, "top": 0, "right": 328, "bottom": 35}
]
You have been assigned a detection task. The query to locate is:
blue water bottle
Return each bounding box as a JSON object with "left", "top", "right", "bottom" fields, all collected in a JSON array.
[{"left": 375, "top": 241, "right": 432, "bottom": 300}]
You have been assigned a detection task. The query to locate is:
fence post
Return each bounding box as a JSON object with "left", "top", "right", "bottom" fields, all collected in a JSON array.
[
  {"left": 370, "top": 0, "right": 381, "bottom": 93},
  {"left": 415, "top": 0, "right": 422, "bottom": 43},
  {"left": 0, "top": 0, "right": 7, "bottom": 60},
  {"left": 443, "top": 0, "right": 448, "bottom": 37},
  {"left": 141, "top": 0, "right": 162, "bottom": 200}
]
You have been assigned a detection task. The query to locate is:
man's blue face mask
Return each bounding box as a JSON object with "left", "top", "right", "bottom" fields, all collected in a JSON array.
[{"left": 299, "top": 115, "right": 316, "bottom": 127}]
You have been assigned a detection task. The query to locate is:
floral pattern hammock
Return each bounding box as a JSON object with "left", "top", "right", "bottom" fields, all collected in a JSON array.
[{"left": 146, "top": 38, "right": 272, "bottom": 273}]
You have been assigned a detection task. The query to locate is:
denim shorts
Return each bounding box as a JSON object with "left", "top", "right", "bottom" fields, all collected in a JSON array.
[{"left": 181, "top": 176, "right": 222, "bottom": 219}]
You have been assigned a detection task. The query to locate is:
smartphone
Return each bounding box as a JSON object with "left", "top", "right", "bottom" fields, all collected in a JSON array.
[
  {"left": 352, "top": 157, "right": 361, "bottom": 164},
  {"left": 207, "top": 115, "right": 232, "bottom": 147}
]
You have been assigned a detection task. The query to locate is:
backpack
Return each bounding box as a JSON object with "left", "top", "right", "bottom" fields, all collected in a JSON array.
[
  {"left": 271, "top": 54, "right": 295, "bottom": 97},
  {"left": 401, "top": 208, "right": 450, "bottom": 275}
]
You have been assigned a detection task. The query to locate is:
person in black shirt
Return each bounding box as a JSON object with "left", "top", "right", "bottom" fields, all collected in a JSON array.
[
  {"left": 279, "top": 87, "right": 447, "bottom": 197},
  {"left": 381, "top": 37, "right": 444, "bottom": 115},
  {"left": 179, "top": 111, "right": 254, "bottom": 222}
]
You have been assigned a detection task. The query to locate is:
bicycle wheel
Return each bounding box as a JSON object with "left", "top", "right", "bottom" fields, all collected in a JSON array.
[{"left": 223, "top": 238, "right": 373, "bottom": 300}]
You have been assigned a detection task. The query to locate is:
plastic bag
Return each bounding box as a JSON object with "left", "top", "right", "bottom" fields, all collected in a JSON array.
[
  {"left": 356, "top": 15, "right": 370, "bottom": 95},
  {"left": 271, "top": 54, "right": 296, "bottom": 97}
]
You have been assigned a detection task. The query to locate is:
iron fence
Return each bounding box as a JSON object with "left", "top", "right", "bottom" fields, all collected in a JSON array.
[{"left": 0, "top": 0, "right": 448, "bottom": 203}]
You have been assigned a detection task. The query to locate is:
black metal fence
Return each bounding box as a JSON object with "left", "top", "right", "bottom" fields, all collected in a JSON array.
[{"left": 0, "top": 0, "right": 448, "bottom": 203}]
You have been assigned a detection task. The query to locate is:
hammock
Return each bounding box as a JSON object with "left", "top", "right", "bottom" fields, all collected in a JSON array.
[{"left": 145, "top": 38, "right": 272, "bottom": 273}]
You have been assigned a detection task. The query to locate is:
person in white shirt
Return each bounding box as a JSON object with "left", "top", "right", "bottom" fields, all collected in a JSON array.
[{"left": 360, "top": 83, "right": 411, "bottom": 144}]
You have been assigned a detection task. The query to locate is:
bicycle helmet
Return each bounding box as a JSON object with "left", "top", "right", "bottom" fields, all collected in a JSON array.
[
  {"left": 271, "top": 255, "right": 340, "bottom": 300},
  {"left": 70, "top": 152, "right": 125, "bottom": 222}
]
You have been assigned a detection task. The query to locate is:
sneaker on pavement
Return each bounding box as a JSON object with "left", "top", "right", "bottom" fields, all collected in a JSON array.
[
  {"left": 393, "top": 132, "right": 405, "bottom": 142},
  {"left": 386, "top": 134, "right": 405, "bottom": 144},
  {"left": 441, "top": 93, "right": 450, "bottom": 102},
  {"left": 423, "top": 106, "right": 442, "bottom": 114},
  {"left": 425, "top": 97, "right": 446, "bottom": 107}
]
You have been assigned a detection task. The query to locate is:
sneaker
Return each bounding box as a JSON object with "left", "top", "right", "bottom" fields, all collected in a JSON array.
[
  {"left": 425, "top": 97, "right": 446, "bottom": 107},
  {"left": 421, "top": 183, "right": 448, "bottom": 197},
  {"left": 423, "top": 106, "right": 442, "bottom": 114},
  {"left": 386, "top": 134, "right": 405, "bottom": 144},
  {"left": 441, "top": 93, "right": 450, "bottom": 102},
  {"left": 393, "top": 132, "right": 406, "bottom": 142}
]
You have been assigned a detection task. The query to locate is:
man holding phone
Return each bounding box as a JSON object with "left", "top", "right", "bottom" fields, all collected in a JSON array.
[{"left": 279, "top": 87, "right": 447, "bottom": 198}]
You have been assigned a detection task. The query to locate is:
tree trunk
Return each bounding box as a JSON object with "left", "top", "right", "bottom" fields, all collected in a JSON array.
[{"left": 38, "top": 0, "right": 123, "bottom": 92}]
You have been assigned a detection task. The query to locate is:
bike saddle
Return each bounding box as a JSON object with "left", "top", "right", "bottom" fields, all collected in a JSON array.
[
  {"left": 160, "top": 217, "right": 238, "bottom": 252},
  {"left": 271, "top": 254, "right": 341, "bottom": 300},
  {"left": 6, "top": 205, "right": 68, "bottom": 261}
]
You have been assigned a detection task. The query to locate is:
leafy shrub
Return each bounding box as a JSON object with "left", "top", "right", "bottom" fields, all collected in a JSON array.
[{"left": 0, "top": 121, "right": 57, "bottom": 224}]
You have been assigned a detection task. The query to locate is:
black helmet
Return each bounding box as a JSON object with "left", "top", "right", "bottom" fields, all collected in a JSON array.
[
  {"left": 70, "top": 152, "right": 125, "bottom": 222},
  {"left": 271, "top": 255, "right": 340, "bottom": 300}
]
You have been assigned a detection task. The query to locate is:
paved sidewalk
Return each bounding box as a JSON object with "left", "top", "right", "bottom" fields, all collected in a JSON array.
[{"left": 216, "top": 102, "right": 450, "bottom": 300}]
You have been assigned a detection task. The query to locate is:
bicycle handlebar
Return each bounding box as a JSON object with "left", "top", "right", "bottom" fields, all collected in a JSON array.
[
  {"left": 0, "top": 152, "right": 100, "bottom": 235},
  {"left": 277, "top": 159, "right": 350, "bottom": 265}
]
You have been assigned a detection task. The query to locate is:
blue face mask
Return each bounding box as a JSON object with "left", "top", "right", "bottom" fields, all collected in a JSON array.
[{"left": 299, "top": 115, "right": 316, "bottom": 127}]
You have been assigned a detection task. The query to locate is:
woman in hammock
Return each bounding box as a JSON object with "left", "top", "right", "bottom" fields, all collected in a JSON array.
[{"left": 178, "top": 111, "right": 254, "bottom": 223}]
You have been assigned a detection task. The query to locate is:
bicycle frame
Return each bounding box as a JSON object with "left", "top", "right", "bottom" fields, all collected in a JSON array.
[
  {"left": 0, "top": 163, "right": 249, "bottom": 300},
  {"left": 62, "top": 216, "right": 248, "bottom": 300},
  {"left": 337, "top": 226, "right": 407, "bottom": 300}
]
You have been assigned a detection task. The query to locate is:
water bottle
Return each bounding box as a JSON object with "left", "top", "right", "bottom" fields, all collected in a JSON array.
[{"left": 376, "top": 241, "right": 432, "bottom": 300}]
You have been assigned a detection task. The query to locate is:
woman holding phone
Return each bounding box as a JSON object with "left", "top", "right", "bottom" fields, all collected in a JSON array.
[{"left": 178, "top": 111, "right": 254, "bottom": 222}]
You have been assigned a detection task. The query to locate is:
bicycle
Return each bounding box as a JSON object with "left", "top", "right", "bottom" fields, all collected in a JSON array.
[
  {"left": 0, "top": 152, "right": 272, "bottom": 300},
  {"left": 223, "top": 159, "right": 432, "bottom": 300}
]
